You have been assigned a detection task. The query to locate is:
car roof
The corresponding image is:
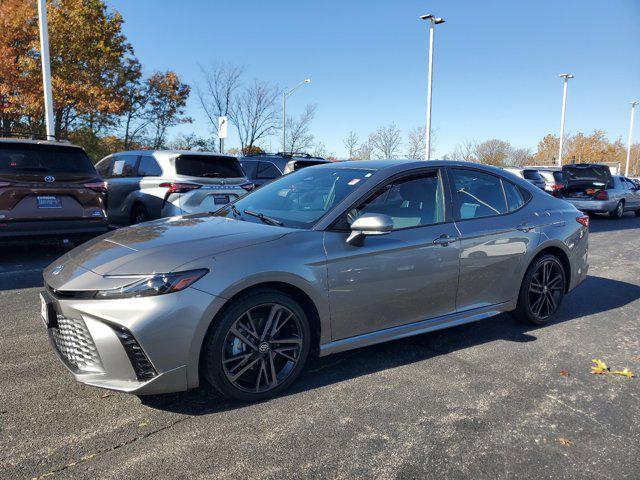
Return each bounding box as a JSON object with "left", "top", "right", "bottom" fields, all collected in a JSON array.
[
  {"left": 311, "top": 159, "right": 510, "bottom": 175},
  {"left": 110, "top": 149, "right": 239, "bottom": 160},
  {"left": 0, "top": 138, "right": 83, "bottom": 149}
]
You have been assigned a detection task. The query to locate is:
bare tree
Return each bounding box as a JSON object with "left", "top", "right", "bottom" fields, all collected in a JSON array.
[
  {"left": 406, "top": 126, "right": 426, "bottom": 160},
  {"left": 285, "top": 104, "right": 316, "bottom": 153},
  {"left": 196, "top": 62, "right": 243, "bottom": 148},
  {"left": 356, "top": 142, "right": 372, "bottom": 160},
  {"left": 474, "top": 139, "right": 511, "bottom": 166},
  {"left": 343, "top": 131, "right": 359, "bottom": 159},
  {"left": 230, "top": 80, "right": 280, "bottom": 154},
  {"left": 312, "top": 141, "right": 333, "bottom": 159},
  {"left": 369, "top": 123, "right": 402, "bottom": 159},
  {"left": 449, "top": 140, "right": 477, "bottom": 162},
  {"left": 168, "top": 133, "right": 215, "bottom": 151},
  {"left": 509, "top": 147, "right": 533, "bottom": 166}
]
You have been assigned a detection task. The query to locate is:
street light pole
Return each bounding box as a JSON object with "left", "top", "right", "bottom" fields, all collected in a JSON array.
[
  {"left": 624, "top": 101, "right": 638, "bottom": 177},
  {"left": 557, "top": 73, "right": 574, "bottom": 167},
  {"left": 37, "top": 0, "right": 55, "bottom": 140},
  {"left": 420, "top": 14, "right": 445, "bottom": 160},
  {"left": 281, "top": 78, "right": 311, "bottom": 153}
]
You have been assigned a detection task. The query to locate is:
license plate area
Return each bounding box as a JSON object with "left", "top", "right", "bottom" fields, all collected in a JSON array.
[
  {"left": 40, "top": 292, "right": 58, "bottom": 328},
  {"left": 213, "top": 194, "right": 230, "bottom": 205},
  {"left": 37, "top": 196, "right": 62, "bottom": 209}
]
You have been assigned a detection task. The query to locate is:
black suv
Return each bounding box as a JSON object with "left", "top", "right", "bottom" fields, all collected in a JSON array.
[
  {"left": 0, "top": 138, "right": 108, "bottom": 240},
  {"left": 239, "top": 152, "right": 330, "bottom": 187}
]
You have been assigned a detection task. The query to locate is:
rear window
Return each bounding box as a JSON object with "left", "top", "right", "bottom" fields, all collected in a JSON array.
[
  {"left": 174, "top": 155, "right": 244, "bottom": 178},
  {"left": 522, "top": 170, "right": 543, "bottom": 181},
  {"left": 0, "top": 143, "right": 96, "bottom": 174},
  {"left": 553, "top": 171, "right": 564, "bottom": 182}
]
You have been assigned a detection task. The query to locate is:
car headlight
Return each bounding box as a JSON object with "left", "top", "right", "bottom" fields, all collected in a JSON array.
[{"left": 95, "top": 269, "right": 208, "bottom": 299}]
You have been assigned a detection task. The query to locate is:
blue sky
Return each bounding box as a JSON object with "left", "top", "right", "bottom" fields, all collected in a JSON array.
[{"left": 108, "top": 0, "right": 640, "bottom": 157}]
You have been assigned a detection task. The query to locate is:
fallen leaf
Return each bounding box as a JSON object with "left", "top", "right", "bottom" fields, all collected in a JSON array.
[
  {"left": 138, "top": 420, "right": 149, "bottom": 428},
  {"left": 100, "top": 392, "right": 112, "bottom": 399},
  {"left": 560, "top": 370, "right": 570, "bottom": 377},
  {"left": 611, "top": 368, "right": 635, "bottom": 378},
  {"left": 559, "top": 437, "right": 573, "bottom": 447},
  {"left": 591, "top": 359, "right": 609, "bottom": 375}
]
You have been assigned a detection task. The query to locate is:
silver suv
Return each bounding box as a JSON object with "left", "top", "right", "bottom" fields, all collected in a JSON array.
[{"left": 96, "top": 150, "right": 253, "bottom": 224}]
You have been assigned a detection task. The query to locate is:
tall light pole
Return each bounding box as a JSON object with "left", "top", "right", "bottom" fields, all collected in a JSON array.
[
  {"left": 624, "top": 101, "right": 638, "bottom": 177},
  {"left": 37, "top": 0, "right": 55, "bottom": 140},
  {"left": 557, "top": 73, "right": 574, "bottom": 166},
  {"left": 420, "top": 14, "right": 445, "bottom": 160},
  {"left": 281, "top": 78, "right": 311, "bottom": 153}
]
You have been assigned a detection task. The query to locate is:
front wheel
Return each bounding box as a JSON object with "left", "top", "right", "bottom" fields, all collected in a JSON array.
[
  {"left": 201, "top": 289, "right": 311, "bottom": 401},
  {"left": 609, "top": 201, "right": 624, "bottom": 219},
  {"left": 511, "top": 254, "right": 566, "bottom": 325}
]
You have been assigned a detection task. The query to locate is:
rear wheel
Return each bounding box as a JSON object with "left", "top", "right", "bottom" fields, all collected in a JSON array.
[
  {"left": 512, "top": 254, "right": 566, "bottom": 325},
  {"left": 201, "top": 289, "right": 311, "bottom": 402},
  {"left": 609, "top": 201, "right": 624, "bottom": 219},
  {"left": 131, "top": 204, "right": 150, "bottom": 224}
]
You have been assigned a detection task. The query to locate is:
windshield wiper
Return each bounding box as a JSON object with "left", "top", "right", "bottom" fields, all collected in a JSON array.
[{"left": 243, "top": 209, "right": 283, "bottom": 226}]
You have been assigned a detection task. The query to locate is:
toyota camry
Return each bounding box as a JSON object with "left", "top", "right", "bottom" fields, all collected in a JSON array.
[{"left": 41, "top": 160, "right": 589, "bottom": 401}]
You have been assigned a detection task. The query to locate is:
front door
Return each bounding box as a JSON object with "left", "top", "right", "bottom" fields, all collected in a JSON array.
[{"left": 324, "top": 169, "right": 460, "bottom": 341}]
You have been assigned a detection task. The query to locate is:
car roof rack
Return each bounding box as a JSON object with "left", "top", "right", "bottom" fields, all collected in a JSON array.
[{"left": 245, "top": 152, "right": 323, "bottom": 160}]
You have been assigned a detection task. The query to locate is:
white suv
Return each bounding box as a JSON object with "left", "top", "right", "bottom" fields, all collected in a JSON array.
[{"left": 96, "top": 150, "right": 254, "bottom": 224}]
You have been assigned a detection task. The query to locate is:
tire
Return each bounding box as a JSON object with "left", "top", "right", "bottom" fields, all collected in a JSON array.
[
  {"left": 131, "top": 204, "right": 150, "bottom": 224},
  {"left": 511, "top": 254, "right": 566, "bottom": 325},
  {"left": 609, "top": 201, "right": 624, "bottom": 219},
  {"left": 201, "top": 289, "right": 311, "bottom": 402}
]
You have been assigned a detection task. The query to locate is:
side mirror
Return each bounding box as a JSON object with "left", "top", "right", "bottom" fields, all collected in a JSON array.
[{"left": 346, "top": 213, "right": 394, "bottom": 246}]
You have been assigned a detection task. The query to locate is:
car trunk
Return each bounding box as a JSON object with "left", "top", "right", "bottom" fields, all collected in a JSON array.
[
  {"left": 0, "top": 143, "right": 104, "bottom": 221},
  {"left": 561, "top": 164, "right": 612, "bottom": 199}
]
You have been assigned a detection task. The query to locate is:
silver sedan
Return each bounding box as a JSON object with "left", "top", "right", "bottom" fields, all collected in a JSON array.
[{"left": 41, "top": 161, "right": 589, "bottom": 401}]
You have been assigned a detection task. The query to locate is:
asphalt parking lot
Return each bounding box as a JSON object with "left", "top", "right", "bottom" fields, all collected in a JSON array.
[{"left": 1, "top": 215, "right": 639, "bottom": 479}]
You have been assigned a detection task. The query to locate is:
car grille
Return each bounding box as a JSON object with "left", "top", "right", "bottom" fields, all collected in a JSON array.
[{"left": 51, "top": 314, "right": 103, "bottom": 373}]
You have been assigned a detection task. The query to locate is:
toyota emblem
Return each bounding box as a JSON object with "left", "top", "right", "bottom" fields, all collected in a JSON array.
[{"left": 44, "top": 176, "right": 55, "bottom": 183}]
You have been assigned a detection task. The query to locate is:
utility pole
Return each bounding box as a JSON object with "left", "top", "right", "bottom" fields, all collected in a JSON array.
[
  {"left": 624, "top": 101, "right": 638, "bottom": 177},
  {"left": 420, "top": 14, "right": 445, "bottom": 160},
  {"left": 557, "top": 73, "right": 574, "bottom": 167},
  {"left": 281, "top": 78, "right": 311, "bottom": 153},
  {"left": 37, "top": 0, "right": 55, "bottom": 140}
]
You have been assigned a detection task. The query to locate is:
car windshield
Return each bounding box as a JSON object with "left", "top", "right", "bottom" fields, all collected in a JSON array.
[
  {"left": 0, "top": 144, "right": 96, "bottom": 174},
  {"left": 214, "top": 167, "right": 374, "bottom": 229},
  {"left": 175, "top": 155, "right": 244, "bottom": 178}
]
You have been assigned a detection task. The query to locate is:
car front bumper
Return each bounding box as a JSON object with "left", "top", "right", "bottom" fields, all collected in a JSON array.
[
  {"left": 563, "top": 199, "right": 617, "bottom": 213},
  {"left": 43, "top": 286, "right": 226, "bottom": 395}
]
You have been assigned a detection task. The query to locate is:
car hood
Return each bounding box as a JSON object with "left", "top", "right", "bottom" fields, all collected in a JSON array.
[{"left": 44, "top": 214, "right": 289, "bottom": 287}]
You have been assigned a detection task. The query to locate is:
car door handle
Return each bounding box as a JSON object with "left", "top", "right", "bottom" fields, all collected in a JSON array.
[
  {"left": 517, "top": 223, "right": 534, "bottom": 232},
  {"left": 433, "top": 234, "right": 458, "bottom": 246}
]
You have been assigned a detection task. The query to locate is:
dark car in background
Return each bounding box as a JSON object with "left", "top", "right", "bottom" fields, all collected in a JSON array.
[
  {"left": 0, "top": 138, "right": 108, "bottom": 240},
  {"left": 95, "top": 150, "right": 254, "bottom": 225},
  {"left": 239, "top": 152, "right": 330, "bottom": 187},
  {"left": 503, "top": 167, "right": 547, "bottom": 190}
]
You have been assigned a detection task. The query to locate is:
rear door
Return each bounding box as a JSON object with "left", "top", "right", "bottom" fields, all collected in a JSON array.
[
  {"left": 448, "top": 167, "right": 540, "bottom": 311},
  {"left": 136, "top": 155, "right": 166, "bottom": 218},
  {"left": 0, "top": 142, "right": 104, "bottom": 222},
  {"left": 105, "top": 154, "right": 140, "bottom": 223}
]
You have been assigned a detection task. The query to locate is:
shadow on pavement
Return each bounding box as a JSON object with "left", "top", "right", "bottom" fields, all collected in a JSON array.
[
  {"left": 141, "top": 274, "right": 640, "bottom": 415},
  {"left": 589, "top": 214, "right": 640, "bottom": 233}
]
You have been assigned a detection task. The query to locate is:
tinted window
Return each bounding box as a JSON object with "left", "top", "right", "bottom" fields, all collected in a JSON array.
[
  {"left": 348, "top": 172, "right": 445, "bottom": 230},
  {"left": 0, "top": 143, "right": 96, "bottom": 174},
  {"left": 450, "top": 169, "right": 507, "bottom": 219},
  {"left": 257, "top": 162, "right": 280, "bottom": 180},
  {"left": 138, "top": 156, "right": 162, "bottom": 177},
  {"left": 214, "top": 167, "right": 373, "bottom": 229},
  {"left": 95, "top": 158, "right": 111, "bottom": 178},
  {"left": 175, "top": 155, "right": 244, "bottom": 178},
  {"left": 502, "top": 179, "right": 526, "bottom": 212},
  {"left": 522, "top": 170, "right": 543, "bottom": 181},
  {"left": 240, "top": 160, "right": 257, "bottom": 178},
  {"left": 110, "top": 155, "right": 138, "bottom": 178},
  {"left": 553, "top": 171, "right": 565, "bottom": 183}
]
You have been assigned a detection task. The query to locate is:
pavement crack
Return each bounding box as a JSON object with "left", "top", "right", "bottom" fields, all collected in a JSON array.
[{"left": 32, "top": 415, "right": 192, "bottom": 479}]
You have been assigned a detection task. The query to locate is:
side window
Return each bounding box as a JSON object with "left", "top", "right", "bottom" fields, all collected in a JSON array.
[
  {"left": 110, "top": 155, "right": 138, "bottom": 178},
  {"left": 450, "top": 168, "right": 508, "bottom": 219},
  {"left": 240, "top": 160, "right": 257, "bottom": 179},
  {"left": 138, "top": 156, "right": 162, "bottom": 177},
  {"left": 502, "top": 179, "right": 526, "bottom": 212},
  {"left": 96, "top": 158, "right": 112, "bottom": 178},
  {"left": 256, "top": 162, "right": 280, "bottom": 180},
  {"left": 345, "top": 171, "right": 445, "bottom": 230}
]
